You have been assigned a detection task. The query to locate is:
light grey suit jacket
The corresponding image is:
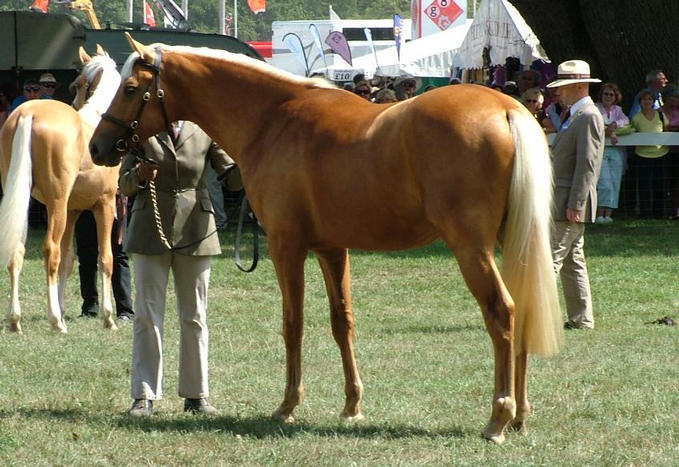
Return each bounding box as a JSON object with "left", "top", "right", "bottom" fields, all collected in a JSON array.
[
  {"left": 119, "top": 121, "right": 236, "bottom": 256},
  {"left": 550, "top": 98, "right": 605, "bottom": 223}
]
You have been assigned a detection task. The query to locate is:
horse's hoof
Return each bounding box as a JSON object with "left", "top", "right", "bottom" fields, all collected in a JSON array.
[
  {"left": 340, "top": 411, "right": 365, "bottom": 423},
  {"left": 104, "top": 320, "right": 119, "bottom": 331},
  {"left": 483, "top": 431, "right": 505, "bottom": 444},
  {"left": 272, "top": 409, "right": 295, "bottom": 424},
  {"left": 8, "top": 322, "right": 22, "bottom": 334},
  {"left": 509, "top": 419, "right": 529, "bottom": 435}
]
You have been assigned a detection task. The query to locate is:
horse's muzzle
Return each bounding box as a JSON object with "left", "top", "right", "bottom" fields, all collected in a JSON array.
[{"left": 89, "top": 140, "right": 121, "bottom": 167}]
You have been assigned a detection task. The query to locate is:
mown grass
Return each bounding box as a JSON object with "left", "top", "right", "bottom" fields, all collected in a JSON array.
[{"left": 0, "top": 220, "right": 677, "bottom": 465}]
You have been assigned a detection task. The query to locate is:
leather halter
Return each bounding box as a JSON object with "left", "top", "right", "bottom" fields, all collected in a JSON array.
[{"left": 101, "top": 48, "right": 172, "bottom": 158}]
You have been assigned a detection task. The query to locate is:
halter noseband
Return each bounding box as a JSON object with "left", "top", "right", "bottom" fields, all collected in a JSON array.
[{"left": 101, "top": 48, "right": 172, "bottom": 157}]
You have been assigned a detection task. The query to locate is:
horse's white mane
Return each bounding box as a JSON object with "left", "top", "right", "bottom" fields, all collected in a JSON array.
[
  {"left": 79, "top": 52, "right": 122, "bottom": 127},
  {"left": 121, "top": 43, "right": 336, "bottom": 90}
]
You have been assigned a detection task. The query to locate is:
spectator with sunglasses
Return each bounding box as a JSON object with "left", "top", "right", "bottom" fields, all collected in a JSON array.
[
  {"left": 38, "top": 72, "right": 59, "bottom": 98},
  {"left": 8, "top": 75, "right": 55, "bottom": 114},
  {"left": 520, "top": 87, "right": 545, "bottom": 121}
]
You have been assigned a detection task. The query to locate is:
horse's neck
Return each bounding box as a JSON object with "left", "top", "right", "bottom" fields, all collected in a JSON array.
[
  {"left": 79, "top": 66, "right": 120, "bottom": 128},
  {"left": 167, "top": 52, "right": 300, "bottom": 163}
]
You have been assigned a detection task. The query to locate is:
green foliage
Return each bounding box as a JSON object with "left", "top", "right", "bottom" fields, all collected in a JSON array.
[{"left": 0, "top": 220, "right": 678, "bottom": 464}]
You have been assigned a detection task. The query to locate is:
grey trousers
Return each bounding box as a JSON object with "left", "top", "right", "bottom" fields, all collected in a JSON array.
[
  {"left": 550, "top": 221, "right": 595, "bottom": 328},
  {"left": 130, "top": 252, "right": 212, "bottom": 400}
]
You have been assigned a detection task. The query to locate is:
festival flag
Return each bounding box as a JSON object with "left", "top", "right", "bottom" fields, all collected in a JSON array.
[
  {"left": 393, "top": 14, "right": 404, "bottom": 61},
  {"left": 325, "top": 31, "right": 352, "bottom": 66},
  {"left": 29, "top": 0, "right": 50, "bottom": 13},
  {"left": 282, "top": 33, "right": 309, "bottom": 76},
  {"left": 144, "top": 0, "right": 156, "bottom": 27},
  {"left": 364, "top": 27, "right": 379, "bottom": 69},
  {"left": 155, "top": 0, "right": 188, "bottom": 30},
  {"left": 309, "top": 24, "right": 328, "bottom": 72},
  {"left": 247, "top": 0, "right": 266, "bottom": 14},
  {"left": 329, "top": 5, "right": 341, "bottom": 21}
]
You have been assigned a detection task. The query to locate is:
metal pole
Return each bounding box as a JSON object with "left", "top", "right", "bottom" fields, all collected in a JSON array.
[
  {"left": 234, "top": 0, "right": 238, "bottom": 38},
  {"left": 127, "top": 0, "right": 133, "bottom": 23},
  {"left": 182, "top": 0, "right": 188, "bottom": 19},
  {"left": 219, "top": 0, "right": 225, "bottom": 34}
]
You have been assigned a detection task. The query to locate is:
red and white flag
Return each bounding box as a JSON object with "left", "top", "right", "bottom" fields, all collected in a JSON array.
[
  {"left": 29, "top": 0, "right": 50, "bottom": 13},
  {"left": 144, "top": 0, "right": 156, "bottom": 27},
  {"left": 247, "top": 0, "right": 266, "bottom": 14}
]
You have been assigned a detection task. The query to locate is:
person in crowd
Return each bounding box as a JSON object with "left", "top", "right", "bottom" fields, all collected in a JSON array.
[
  {"left": 393, "top": 77, "right": 417, "bottom": 100},
  {"left": 629, "top": 70, "right": 667, "bottom": 117},
  {"left": 449, "top": 77, "right": 462, "bottom": 85},
  {"left": 374, "top": 88, "right": 397, "bottom": 103},
  {"left": 8, "top": 79, "right": 49, "bottom": 113},
  {"left": 38, "top": 73, "right": 59, "bottom": 98},
  {"left": 518, "top": 69, "right": 541, "bottom": 95},
  {"left": 547, "top": 59, "right": 604, "bottom": 330},
  {"left": 541, "top": 84, "right": 570, "bottom": 134},
  {"left": 0, "top": 85, "right": 11, "bottom": 127},
  {"left": 353, "top": 80, "right": 373, "bottom": 101},
  {"left": 661, "top": 85, "right": 679, "bottom": 219},
  {"left": 520, "top": 87, "right": 545, "bottom": 120},
  {"left": 630, "top": 89, "right": 669, "bottom": 218},
  {"left": 75, "top": 195, "right": 134, "bottom": 321},
  {"left": 502, "top": 80, "right": 519, "bottom": 98},
  {"left": 120, "top": 121, "right": 239, "bottom": 417},
  {"left": 594, "top": 82, "right": 630, "bottom": 223}
]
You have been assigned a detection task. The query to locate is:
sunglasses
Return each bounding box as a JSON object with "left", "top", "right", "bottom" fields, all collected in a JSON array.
[
  {"left": 526, "top": 99, "right": 539, "bottom": 103},
  {"left": 24, "top": 86, "right": 41, "bottom": 92},
  {"left": 602, "top": 92, "right": 615, "bottom": 97},
  {"left": 355, "top": 89, "right": 370, "bottom": 95},
  {"left": 41, "top": 83, "right": 56, "bottom": 88}
]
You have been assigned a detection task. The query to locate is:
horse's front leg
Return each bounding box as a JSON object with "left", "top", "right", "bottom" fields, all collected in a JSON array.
[
  {"left": 93, "top": 204, "right": 117, "bottom": 330},
  {"left": 7, "top": 244, "right": 26, "bottom": 333},
  {"left": 269, "top": 236, "right": 308, "bottom": 423},
  {"left": 316, "top": 248, "right": 364, "bottom": 421},
  {"left": 44, "top": 202, "right": 68, "bottom": 333}
]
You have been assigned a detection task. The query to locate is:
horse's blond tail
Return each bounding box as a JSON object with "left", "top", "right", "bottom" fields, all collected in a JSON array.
[
  {"left": 501, "top": 110, "right": 563, "bottom": 357},
  {"left": 0, "top": 115, "right": 33, "bottom": 268}
]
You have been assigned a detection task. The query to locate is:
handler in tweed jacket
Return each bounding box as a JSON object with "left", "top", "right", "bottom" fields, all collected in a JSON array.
[
  {"left": 119, "top": 120, "right": 239, "bottom": 416},
  {"left": 547, "top": 60, "right": 605, "bottom": 330}
]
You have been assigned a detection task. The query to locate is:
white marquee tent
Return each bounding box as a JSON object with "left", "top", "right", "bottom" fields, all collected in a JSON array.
[{"left": 454, "top": 0, "right": 547, "bottom": 69}]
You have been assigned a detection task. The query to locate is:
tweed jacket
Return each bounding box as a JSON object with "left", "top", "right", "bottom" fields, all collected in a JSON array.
[
  {"left": 550, "top": 97, "right": 605, "bottom": 223},
  {"left": 119, "top": 121, "right": 236, "bottom": 256}
]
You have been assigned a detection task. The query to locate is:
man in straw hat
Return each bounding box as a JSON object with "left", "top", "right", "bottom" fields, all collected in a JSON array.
[{"left": 546, "top": 59, "right": 605, "bottom": 330}]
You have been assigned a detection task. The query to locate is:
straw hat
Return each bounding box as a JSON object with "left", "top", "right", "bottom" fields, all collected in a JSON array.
[
  {"left": 39, "top": 73, "right": 57, "bottom": 83},
  {"left": 547, "top": 60, "right": 601, "bottom": 88}
]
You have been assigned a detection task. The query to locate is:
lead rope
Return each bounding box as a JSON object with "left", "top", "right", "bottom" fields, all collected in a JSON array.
[{"left": 148, "top": 178, "right": 172, "bottom": 249}]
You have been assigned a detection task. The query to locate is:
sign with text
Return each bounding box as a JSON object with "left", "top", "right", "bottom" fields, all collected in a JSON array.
[{"left": 412, "top": 0, "right": 466, "bottom": 38}]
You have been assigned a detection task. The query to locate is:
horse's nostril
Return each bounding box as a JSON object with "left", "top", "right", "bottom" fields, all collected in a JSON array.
[{"left": 89, "top": 143, "right": 98, "bottom": 156}]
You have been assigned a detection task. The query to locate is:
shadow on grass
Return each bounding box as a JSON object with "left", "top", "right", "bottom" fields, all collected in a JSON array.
[
  {"left": 379, "top": 323, "right": 485, "bottom": 334},
  {"left": 3, "top": 407, "right": 471, "bottom": 440}
]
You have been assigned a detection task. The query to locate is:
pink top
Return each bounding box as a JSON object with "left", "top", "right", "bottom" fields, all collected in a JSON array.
[{"left": 595, "top": 103, "right": 629, "bottom": 127}]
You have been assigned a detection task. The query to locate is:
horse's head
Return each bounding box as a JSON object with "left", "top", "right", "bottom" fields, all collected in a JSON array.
[{"left": 89, "top": 33, "right": 171, "bottom": 167}]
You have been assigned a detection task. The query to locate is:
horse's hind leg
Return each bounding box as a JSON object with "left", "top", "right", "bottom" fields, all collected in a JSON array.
[
  {"left": 511, "top": 350, "right": 530, "bottom": 434},
  {"left": 57, "top": 211, "right": 80, "bottom": 317},
  {"left": 316, "top": 248, "right": 364, "bottom": 421},
  {"left": 93, "top": 204, "right": 117, "bottom": 330},
  {"left": 44, "top": 201, "right": 68, "bottom": 333},
  {"left": 451, "top": 245, "right": 516, "bottom": 444},
  {"left": 7, "top": 244, "right": 26, "bottom": 333},
  {"left": 269, "top": 237, "right": 308, "bottom": 423}
]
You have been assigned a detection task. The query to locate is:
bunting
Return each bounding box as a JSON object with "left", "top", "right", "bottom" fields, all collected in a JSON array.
[
  {"left": 144, "top": 0, "right": 156, "bottom": 27},
  {"left": 325, "top": 31, "right": 352, "bottom": 66},
  {"left": 248, "top": 0, "right": 266, "bottom": 14}
]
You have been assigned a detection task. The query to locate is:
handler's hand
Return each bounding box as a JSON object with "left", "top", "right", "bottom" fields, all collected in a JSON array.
[
  {"left": 566, "top": 208, "right": 581, "bottom": 223},
  {"left": 137, "top": 161, "right": 158, "bottom": 182}
]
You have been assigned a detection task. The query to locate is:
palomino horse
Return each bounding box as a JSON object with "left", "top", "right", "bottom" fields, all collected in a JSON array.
[
  {"left": 89, "top": 34, "right": 563, "bottom": 443},
  {"left": 0, "top": 46, "right": 121, "bottom": 333}
]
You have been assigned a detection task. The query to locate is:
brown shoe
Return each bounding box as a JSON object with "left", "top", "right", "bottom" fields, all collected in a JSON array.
[
  {"left": 128, "top": 399, "right": 153, "bottom": 417},
  {"left": 184, "top": 398, "right": 219, "bottom": 415}
]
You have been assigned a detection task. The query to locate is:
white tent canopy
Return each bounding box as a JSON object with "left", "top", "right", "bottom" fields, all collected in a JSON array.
[
  {"left": 455, "top": 0, "right": 547, "bottom": 69},
  {"left": 349, "top": 20, "right": 472, "bottom": 78}
]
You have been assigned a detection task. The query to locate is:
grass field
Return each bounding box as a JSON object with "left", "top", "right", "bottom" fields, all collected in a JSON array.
[{"left": 0, "top": 219, "right": 677, "bottom": 465}]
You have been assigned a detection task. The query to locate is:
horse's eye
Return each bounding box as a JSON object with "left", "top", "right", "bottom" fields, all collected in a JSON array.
[{"left": 124, "top": 86, "right": 136, "bottom": 96}]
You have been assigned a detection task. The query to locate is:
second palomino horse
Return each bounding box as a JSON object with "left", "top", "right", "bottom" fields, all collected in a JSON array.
[
  {"left": 89, "top": 34, "right": 563, "bottom": 443},
  {"left": 0, "top": 47, "right": 121, "bottom": 333}
]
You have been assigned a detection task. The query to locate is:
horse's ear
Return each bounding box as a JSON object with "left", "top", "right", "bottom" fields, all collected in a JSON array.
[
  {"left": 79, "top": 46, "right": 92, "bottom": 64},
  {"left": 96, "top": 43, "right": 105, "bottom": 56},
  {"left": 125, "top": 32, "right": 155, "bottom": 63}
]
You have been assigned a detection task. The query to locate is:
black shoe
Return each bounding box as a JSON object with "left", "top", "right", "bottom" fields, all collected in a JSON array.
[
  {"left": 564, "top": 321, "right": 593, "bottom": 330},
  {"left": 184, "top": 398, "right": 219, "bottom": 415},
  {"left": 80, "top": 302, "right": 99, "bottom": 317},
  {"left": 117, "top": 313, "right": 134, "bottom": 323},
  {"left": 128, "top": 399, "right": 153, "bottom": 417}
]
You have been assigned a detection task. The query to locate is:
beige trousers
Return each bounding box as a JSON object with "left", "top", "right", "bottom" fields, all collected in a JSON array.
[
  {"left": 550, "top": 221, "right": 595, "bottom": 328},
  {"left": 130, "top": 252, "right": 212, "bottom": 400}
]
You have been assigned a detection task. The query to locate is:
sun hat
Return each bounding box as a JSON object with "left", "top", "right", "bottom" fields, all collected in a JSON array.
[
  {"left": 547, "top": 60, "right": 601, "bottom": 88},
  {"left": 39, "top": 73, "right": 57, "bottom": 83}
]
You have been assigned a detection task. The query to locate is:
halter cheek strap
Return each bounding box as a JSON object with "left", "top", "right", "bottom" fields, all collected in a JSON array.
[{"left": 101, "top": 48, "right": 172, "bottom": 156}]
